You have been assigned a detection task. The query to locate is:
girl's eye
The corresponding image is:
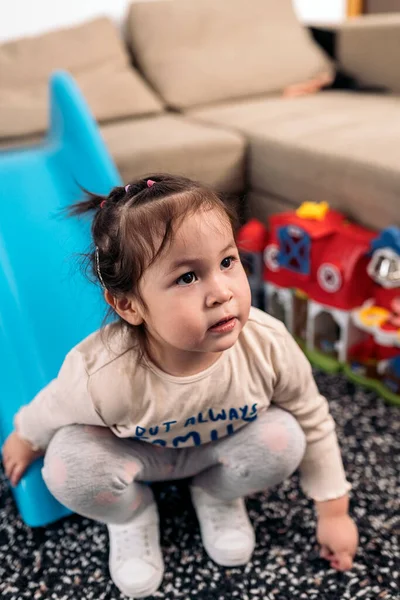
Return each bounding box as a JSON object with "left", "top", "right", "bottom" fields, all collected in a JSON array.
[
  {"left": 176, "top": 271, "right": 197, "bottom": 286},
  {"left": 221, "top": 256, "right": 236, "bottom": 269}
]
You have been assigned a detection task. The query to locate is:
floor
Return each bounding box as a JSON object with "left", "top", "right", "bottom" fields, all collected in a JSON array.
[{"left": 0, "top": 371, "right": 399, "bottom": 600}]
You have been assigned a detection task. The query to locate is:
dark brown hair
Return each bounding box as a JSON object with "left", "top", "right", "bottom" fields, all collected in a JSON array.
[{"left": 66, "top": 173, "right": 239, "bottom": 360}]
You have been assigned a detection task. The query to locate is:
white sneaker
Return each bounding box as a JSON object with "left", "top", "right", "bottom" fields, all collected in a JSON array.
[
  {"left": 108, "top": 503, "right": 164, "bottom": 598},
  {"left": 190, "top": 486, "right": 255, "bottom": 567}
]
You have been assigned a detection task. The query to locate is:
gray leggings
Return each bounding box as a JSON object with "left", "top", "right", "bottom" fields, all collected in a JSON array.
[{"left": 42, "top": 407, "right": 306, "bottom": 525}]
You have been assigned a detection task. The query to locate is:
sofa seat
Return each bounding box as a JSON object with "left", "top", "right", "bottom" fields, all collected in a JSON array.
[
  {"left": 190, "top": 91, "right": 400, "bottom": 230},
  {"left": 101, "top": 114, "right": 246, "bottom": 194}
]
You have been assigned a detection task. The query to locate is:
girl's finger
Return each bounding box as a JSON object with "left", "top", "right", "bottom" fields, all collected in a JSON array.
[
  {"left": 8, "top": 463, "right": 17, "bottom": 485},
  {"left": 2, "top": 454, "right": 11, "bottom": 467},
  {"left": 10, "top": 463, "right": 24, "bottom": 487},
  {"left": 332, "top": 553, "right": 353, "bottom": 571},
  {"left": 320, "top": 545, "right": 335, "bottom": 560},
  {"left": 4, "top": 458, "right": 16, "bottom": 479}
]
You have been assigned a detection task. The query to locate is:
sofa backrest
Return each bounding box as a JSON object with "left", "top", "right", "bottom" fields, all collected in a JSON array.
[
  {"left": 338, "top": 13, "right": 400, "bottom": 93},
  {"left": 127, "top": 0, "right": 332, "bottom": 109},
  {"left": 0, "top": 17, "right": 164, "bottom": 139}
]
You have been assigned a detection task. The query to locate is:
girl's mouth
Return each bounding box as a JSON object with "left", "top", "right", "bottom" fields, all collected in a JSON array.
[{"left": 208, "top": 316, "right": 237, "bottom": 333}]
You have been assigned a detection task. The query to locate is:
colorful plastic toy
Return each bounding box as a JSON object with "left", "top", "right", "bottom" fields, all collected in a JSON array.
[
  {"left": 0, "top": 71, "right": 121, "bottom": 526},
  {"left": 237, "top": 203, "right": 400, "bottom": 406}
]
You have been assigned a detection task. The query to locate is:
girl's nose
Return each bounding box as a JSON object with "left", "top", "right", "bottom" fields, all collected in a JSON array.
[{"left": 205, "top": 277, "right": 233, "bottom": 307}]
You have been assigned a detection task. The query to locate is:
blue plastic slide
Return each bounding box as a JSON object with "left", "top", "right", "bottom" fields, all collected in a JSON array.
[{"left": 0, "top": 72, "right": 121, "bottom": 527}]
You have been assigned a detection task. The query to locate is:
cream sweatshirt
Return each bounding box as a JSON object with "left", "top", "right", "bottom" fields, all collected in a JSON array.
[{"left": 16, "top": 307, "right": 351, "bottom": 502}]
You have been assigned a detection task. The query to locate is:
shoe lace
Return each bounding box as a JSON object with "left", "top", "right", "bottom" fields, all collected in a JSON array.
[
  {"left": 114, "top": 523, "right": 153, "bottom": 563},
  {"left": 207, "top": 500, "right": 249, "bottom": 533}
]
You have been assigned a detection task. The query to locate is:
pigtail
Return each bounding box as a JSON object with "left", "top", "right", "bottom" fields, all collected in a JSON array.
[
  {"left": 64, "top": 190, "right": 105, "bottom": 218},
  {"left": 65, "top": 185, "right": 126, "bottom": 218}
]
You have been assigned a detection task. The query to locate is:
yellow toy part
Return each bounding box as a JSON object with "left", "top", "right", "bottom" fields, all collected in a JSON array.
[
  {"left": 294, "top": 288, "right": 308, "bottom": 299},
  {"left": 296, "top": 201, "right": 329, "bottom": 221},
  {"left": 358, "top": 305, "right": 390, "bottom": 328}
]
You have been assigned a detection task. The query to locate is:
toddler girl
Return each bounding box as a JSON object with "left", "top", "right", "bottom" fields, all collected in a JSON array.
[{"left": 2, "top": 174, "right": 358, "bottom": 598}]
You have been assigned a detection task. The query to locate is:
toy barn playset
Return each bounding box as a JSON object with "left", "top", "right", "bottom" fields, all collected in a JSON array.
[{"left": 238, "top": 202, "right": 400, "bottom": 406}]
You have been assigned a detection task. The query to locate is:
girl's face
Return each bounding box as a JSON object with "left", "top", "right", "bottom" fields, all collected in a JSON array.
[{"left": 139, "top": 208, "right": 251, "bottom": 373}]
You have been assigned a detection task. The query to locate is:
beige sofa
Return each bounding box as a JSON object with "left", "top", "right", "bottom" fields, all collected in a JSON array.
[{"left": 1, "top": 0, "right": 400, "bottom": 231}]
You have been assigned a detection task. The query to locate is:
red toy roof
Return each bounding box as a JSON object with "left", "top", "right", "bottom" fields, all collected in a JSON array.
[
  {"left": 316, "top": 224, "right": 376, "bottom": 283},
  {"left": 265, "top": 211, "right": 377, "bottom": 310},
  {"left": 269, "top": 208, "right": 345, "bottom": 239}
]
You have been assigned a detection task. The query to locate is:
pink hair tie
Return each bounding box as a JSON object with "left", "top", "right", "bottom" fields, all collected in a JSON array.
[
  {"left": 147, "top": 179, "right": 155, "bottom": 188},
  {"left": 125, "top": 184, "right": 130, "bottom": 192},
  {"left": 100, "top": 200, "right": 106, "bottom": 209}
]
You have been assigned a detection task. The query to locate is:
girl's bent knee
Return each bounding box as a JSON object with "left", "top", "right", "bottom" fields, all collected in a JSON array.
[
  {"left": 259, "top": 409, "right": 306, "bottom": 477},
  {"left": 42, "top": 426, "right": 143, "bottom": 505},
  {"left": 42, "top": 427, "right": 80, "bottom": 495},
  {"left": 42, "top": 454, "right": 68, "bottom": 493},
  {"left": 277, "top": 414, "right": 306, "bottom": 476},
  {"left": 284, "top": 412, "right": 307, "bottom": 460},
  {"left": 261, "top": 408, "right": 305, "bottom": 449}
]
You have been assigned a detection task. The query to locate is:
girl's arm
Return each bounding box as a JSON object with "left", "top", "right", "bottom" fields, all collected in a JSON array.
[
  {"left": 270, "top": 324, "right": 358, "bottom": 569},
  {"left": 2, "top": 348, "right": 105, "bottom": 485},
  {"left": 14, "top": 347, "right": 105, "bottom": 450},
  {"left": 271, "top": 325, "right": 351, "bottom": 502}
]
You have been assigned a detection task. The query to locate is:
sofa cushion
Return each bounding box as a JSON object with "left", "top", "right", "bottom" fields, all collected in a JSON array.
[
  {"left": 190, "top": 92, "right": 400, "bottom": 230},
  {"left": 0, "top": 18, "right": 163, "bottom": 139},
  {"left": 127, "top": 0, "right": 332, "bottom": 109},
  {"left": 100, "top": 114, "right": 246, "bottom": 194}
]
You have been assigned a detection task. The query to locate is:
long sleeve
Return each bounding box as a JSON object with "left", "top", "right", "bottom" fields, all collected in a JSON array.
[
  {"left": 271, "top": 325, "right": 351, "bottom": 502},
  {"left": 15, "top": 348, "right": 106, "bottom": 450}
]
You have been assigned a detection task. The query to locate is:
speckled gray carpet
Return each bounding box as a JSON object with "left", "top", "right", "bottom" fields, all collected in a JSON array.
[{"left": 1, "top": 372, "right": 399, "bottom": 600}]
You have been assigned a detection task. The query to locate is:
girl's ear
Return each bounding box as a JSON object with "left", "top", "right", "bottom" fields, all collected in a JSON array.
[{"left": 104, "top": 290, "right": 144, "bottom": 326}]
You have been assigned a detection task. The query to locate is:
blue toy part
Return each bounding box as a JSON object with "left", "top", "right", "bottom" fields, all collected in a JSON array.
[
  {"left": 0, "top": 71, "right": 121, "bottom": 527},
  {"left": 277, "top": 225, "right": 311, "bottom": 275},
  {"left": 369, "top": 226, "right": 400, "bottom": 256},
  {"left": 386, "top": 356, "right": 400, "bottom": 376}
]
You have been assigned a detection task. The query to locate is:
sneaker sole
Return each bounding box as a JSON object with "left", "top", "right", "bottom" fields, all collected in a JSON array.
[
  {"left": 202, "top": 534, "right": 255, "bottom": 567},
  {"left": 109, "top": 559, "right": 164, "bottom": 599}
]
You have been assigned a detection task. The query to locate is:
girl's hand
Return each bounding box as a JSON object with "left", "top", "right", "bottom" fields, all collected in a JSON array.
[
  {"left": 1, "top": 431, "right": 44, "bottom": 486},
  {"left": 317, "top": 514, "right": 359, "bottom": 571}
]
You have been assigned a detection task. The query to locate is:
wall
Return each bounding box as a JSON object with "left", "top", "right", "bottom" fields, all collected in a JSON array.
[
  {"left": 293, "top": 0, "right": 346, "bottom": 23},
  {"left": 0, "top": 0, "right": 135, "bottom": 42},
  {"left": 0, "top": 0, "right": 346, "bottom": 43}
]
